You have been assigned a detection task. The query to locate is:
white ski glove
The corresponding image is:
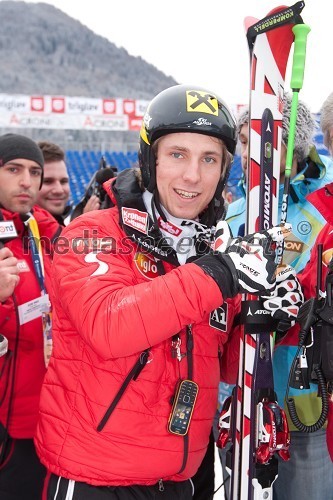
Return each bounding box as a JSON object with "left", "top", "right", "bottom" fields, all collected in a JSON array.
[
  {"left": 194, "top": 221, "right": 291, "bottom": 299},
  {"left": 261, "top": 265, "right": 304, "bottom": 331}
]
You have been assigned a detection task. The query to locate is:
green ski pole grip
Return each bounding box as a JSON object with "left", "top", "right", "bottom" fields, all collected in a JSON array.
[{"left": 290, "top": 24, "right": 311, "bottom": 90}]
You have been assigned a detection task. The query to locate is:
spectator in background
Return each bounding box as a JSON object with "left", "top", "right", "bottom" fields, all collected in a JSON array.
[
  {"left": 303, "top": 90, "right": 333, "bottom": 469},
  {"left": 0, "top": 134, "right": 61, "bottom": 499},
  {"left": 37, "top": 141, "right": 100, "bottom": 225},
  {"left": 218, "top": 94, "right": 333, "bottom": 500},
  {"left": 321, "top": 91, "right": 333, "bottom": 155},
  {"left": 227, "top": 94, "right": 333, "bottom": 271},
  {"left": 33, "top": 84, "right": 297, "bottom": 500}
]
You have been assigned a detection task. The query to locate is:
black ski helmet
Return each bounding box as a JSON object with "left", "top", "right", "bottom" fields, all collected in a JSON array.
[{"left": 139, "top": 84, "right": 237, "bottom": 192}]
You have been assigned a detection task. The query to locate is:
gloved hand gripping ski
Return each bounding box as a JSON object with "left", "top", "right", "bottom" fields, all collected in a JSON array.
[
  {"left": 262, "top": 265, "right": 304, "bottom": 332},
  {"left": 195, "top": 221, "right": 291, "bottom": 299}
]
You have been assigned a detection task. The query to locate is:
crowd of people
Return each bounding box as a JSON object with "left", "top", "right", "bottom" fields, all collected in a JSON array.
[{"left": 0, "top": 83, "right": 333, "bottom": 500}]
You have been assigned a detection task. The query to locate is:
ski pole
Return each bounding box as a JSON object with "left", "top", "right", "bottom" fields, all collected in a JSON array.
[{"left": 276, "top": 23, "right": 311, "bottom": 267}]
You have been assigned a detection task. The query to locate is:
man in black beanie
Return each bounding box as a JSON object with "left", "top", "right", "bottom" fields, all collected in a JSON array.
[{"left": 0, "top": 133, "right": 61, "bottom": 499}]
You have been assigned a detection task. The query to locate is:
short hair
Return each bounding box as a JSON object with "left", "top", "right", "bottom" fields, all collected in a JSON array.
[
  {"left": 236, "top": 93, "right": 316, "bottom": 162},
  {"left": 38, "top": 141, "right": 65, "bottom": 163},
  {"left": 320, "top": 92, "right": 333, "bottom": 151}
]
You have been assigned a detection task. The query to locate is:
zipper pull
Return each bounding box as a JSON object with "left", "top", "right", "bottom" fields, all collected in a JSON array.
[
  {"left": 187, "top": 324, "right": 193, "bottom": 353},
  {"left": 171, "top": 335, "right": 186, "bottom": 362},
  {"left": 158, "top": 479, "right": 165, "bottom": 492}
]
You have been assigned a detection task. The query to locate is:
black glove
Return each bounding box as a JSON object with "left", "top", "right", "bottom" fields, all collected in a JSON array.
[{"left": 195, "top": 221, "right": 291, "bottom": 299}]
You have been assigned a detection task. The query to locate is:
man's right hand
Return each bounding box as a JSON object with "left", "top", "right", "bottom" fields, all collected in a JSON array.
[
  {"left": 0, "top": 247, "right": 20, "bottom": 302},
  {"left": 83, "top": 195, "right": 101, "bottom": 213},
  {"left": 194, "top": 221, "right": 292, "bottom": 299}
]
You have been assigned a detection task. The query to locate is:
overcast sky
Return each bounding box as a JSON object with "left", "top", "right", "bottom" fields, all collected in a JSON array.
[{"left": 24, "top": 0, "right": 328, "bottom": 112}]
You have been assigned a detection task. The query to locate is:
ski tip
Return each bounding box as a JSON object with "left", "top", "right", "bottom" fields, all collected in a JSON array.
[
  {"left": 245, "top": 5, "right": 296, "bottom": 31},
  {"left": 244, "top": 16, "right": 258, "bottom": 31}
]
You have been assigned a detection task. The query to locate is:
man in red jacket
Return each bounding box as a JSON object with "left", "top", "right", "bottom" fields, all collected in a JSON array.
[
  {"left": 35, "top": 85, "right": 301, "bottom": 500},
  {"left": 296, "top": 91, "right": 333, "bottom": 464},
  {"left": 0, "top": 134, "right": 61, "bottom": 500}
]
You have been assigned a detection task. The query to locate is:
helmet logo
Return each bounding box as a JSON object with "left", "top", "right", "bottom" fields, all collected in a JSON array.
[
  {"left": 140, "top": 112, "right": 152, "bottom": 145},
  {"left": 186, "top": 90, "right": 218, "bottom": 116},
  {"left": 193, "top": 117, "right": 212, "bottom": 127}
]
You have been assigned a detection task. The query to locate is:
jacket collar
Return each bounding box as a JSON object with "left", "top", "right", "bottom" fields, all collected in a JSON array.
[
  {"left": 52, "top": 205, "right": 72, "bottom": 226},
  {"left": 107, "top": 169, "right": 213, "bottom": 265},
  {"left": 108, "top": 169, "right": 179, "bottom": 264}
]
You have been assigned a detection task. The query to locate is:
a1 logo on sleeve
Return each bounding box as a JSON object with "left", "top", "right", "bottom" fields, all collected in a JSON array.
[{"left": 209, "top": 303, "right": 228, "bottom": 332}]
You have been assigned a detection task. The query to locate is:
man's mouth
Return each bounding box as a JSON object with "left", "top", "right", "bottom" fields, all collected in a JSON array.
[
  {"left": 174, "top": 189, "right": 199, "bottom": 199},
  {"left": 17, "top": 194, "right": 31, "bottom": 200}
]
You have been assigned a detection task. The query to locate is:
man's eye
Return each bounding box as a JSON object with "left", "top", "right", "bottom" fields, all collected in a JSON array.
[
  {"left": 204, "top": 157, "right": 215, "bottom": 164},
  {"left": 172, "top": 152, "right": 183, "bottom": 159},
  {"left": 31, "top": 170, "right": 42, "bottom": 176}
]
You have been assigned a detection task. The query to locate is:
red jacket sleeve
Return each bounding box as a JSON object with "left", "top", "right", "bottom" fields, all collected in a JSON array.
[{"left": 52, "top": 215, "right": 225, "bottom": 359}]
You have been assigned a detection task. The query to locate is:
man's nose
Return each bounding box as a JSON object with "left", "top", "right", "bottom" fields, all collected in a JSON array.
[
  {"left": 182, "top": 160, "right": 201, "bottom": 183},
  {"left": 19, "top": 170, "right": 32, "bottom": 188},
  {"left": 51, "top": 181, "right": 64, "bottom": 193}
]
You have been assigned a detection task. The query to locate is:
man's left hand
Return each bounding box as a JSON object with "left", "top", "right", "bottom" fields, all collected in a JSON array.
[{"left": 262, "top": 265, "right": 304, "bottom": 330}]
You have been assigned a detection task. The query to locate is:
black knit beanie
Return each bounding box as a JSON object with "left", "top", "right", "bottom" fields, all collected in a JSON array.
[{"left": 0, "top": 133, "right": 44, "bottom": 169}]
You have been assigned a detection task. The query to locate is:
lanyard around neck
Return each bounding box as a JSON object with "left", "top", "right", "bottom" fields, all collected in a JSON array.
[{"left": 25, "top": 215, "right": 46, "bottom": 294}]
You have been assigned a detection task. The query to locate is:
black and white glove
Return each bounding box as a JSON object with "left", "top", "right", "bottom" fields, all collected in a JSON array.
[
  {"left": 261, "top": 265, "right": 304, "bottom": 332},
  {"left": 194, "top": 221, "right": 292, "bottom": 299}
]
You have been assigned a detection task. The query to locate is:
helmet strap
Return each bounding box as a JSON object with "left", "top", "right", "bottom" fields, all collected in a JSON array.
[
  {"left": 147, "top": 148, "right": 157, "bottom": 193},
  {"left": 152, "top": 189, "right": 168, "bottom": 223}
]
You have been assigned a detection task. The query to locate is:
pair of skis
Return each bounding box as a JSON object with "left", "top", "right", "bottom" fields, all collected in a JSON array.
[{"left": 218, "top": 2, "right": 310, "bottom": 499}]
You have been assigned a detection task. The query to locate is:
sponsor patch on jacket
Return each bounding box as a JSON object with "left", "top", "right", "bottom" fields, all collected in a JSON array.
[
  {"left": 17, "top": 260, "right": 30, "bottom": 273},
  {"left": 135, "top": 252, "right": 159, "bottom": 280},
  {"left": 122, "top": 207, "right": 148, "bottom": 234},
  {"left": 209, "top": 303, "right": 228, "bottom": 332},
  {"left": 158, "top": 217, "right": 182, "bottom": 236},
  {"left": 71, "top": 237, "right": 115, "bottom": 253}
]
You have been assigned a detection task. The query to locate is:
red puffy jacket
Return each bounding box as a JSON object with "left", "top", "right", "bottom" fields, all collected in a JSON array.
[
  {"left": 35, "top": 171, "right": 241, "bottom": 486},
  {"left": 0, "top": 206, "right": 61, "bottom": 438}
]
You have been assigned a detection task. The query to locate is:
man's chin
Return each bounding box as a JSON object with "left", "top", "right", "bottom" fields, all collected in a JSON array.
[
  {"left": 46, "top": 203, "right": 66, "bottom": 216},
  {"left": 7, "top": 199, "right": 34, "bottom": 214}
]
